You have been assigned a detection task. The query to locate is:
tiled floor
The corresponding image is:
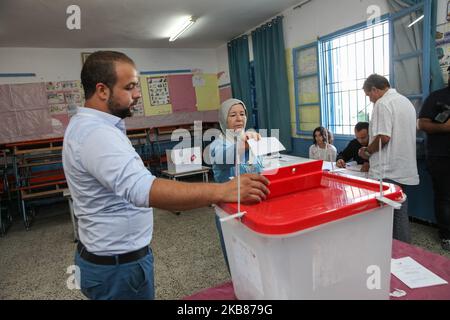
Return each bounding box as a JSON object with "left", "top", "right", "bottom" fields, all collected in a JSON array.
[{"left": 0, "top": 201, "right": 448, "bottom": 299}]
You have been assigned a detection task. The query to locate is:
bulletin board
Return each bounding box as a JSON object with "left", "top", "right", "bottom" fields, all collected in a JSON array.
[
  {"left": 194, "top": 74, "right": 221, "bottom": 111},
  {"left": 293, "top": 43, "right": 321, "bottom": 134},
  {"left": 139, "top": 72, "right": 221, "bottom": 116},
  {"left": 0, "top": 71, "right": 222, "bottom": 144},
  {"left": 46, "top": 80, "right": 84, "bottom": 135},
  {"left": 219, "top": 85, "right": 232, "bottom": 104},
  {"left": 0, "top": 83, "right": 53, "bottom": 143}
]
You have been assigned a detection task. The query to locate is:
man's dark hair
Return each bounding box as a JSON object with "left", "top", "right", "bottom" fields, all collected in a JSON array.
[
  {"left": 355, "top": 121, "right": 369, "bottom": 132},
  {"left": 81, "top": 51, "right": 135, "bottom": 100},
  {"left": 362, "top": 74, "right": 390, "bottom": 92}
]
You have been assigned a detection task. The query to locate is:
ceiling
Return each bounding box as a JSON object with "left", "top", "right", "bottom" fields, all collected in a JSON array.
[{"left": 0, "top": 0, "right": 302, "bottom": 49}]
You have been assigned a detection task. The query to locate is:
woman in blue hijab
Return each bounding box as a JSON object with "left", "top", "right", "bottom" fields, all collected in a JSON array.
[{"left": 209, "top": 98, "right": 264, "bottom": 271}]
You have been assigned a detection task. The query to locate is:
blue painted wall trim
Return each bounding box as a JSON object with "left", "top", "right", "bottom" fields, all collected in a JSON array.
[
  {"left": 0, "top": 73, "right": 36, "bottom": 77},
  {"left": 140, "top": 69, "right": 191, "bottom": 75}
]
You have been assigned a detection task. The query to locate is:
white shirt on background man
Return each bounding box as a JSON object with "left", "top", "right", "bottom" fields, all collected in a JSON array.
[{"left": 368, "top": 88, "right": 419, "bottom": 185}]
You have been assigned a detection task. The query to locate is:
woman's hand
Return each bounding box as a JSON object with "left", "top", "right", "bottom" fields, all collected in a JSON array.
[
  {"left": 244, "top": 131, "right": 261, "bottom": 149},
  {"left": 245, "top": 131, "right": 261, "bottom": 141}
]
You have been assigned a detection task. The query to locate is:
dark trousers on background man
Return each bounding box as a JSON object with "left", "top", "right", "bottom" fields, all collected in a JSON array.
[{"left": 385, "top": 179, "right": 411, "bottom": 244}]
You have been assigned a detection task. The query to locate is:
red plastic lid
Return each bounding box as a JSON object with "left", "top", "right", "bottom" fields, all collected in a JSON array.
[{"left": 219, "top": 162, "right": 403, "bottom": 235}]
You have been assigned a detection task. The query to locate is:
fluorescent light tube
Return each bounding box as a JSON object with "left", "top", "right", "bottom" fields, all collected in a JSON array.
[
  {"left": 169, "top": 17, "right": 196, "bottom": 42},
  {"left": 408, "top": 15, "right": 424, "bottom": 28}
]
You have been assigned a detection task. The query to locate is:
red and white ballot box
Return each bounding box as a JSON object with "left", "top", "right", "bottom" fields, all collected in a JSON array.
[{"left": 216, "top": 160, "right": 403, "bottom": 300}]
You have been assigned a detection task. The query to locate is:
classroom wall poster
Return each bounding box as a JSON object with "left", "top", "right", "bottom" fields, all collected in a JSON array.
[
  {"left": 148, "top": 76, "right": 170, "bottom": 106},
  {"left": 0, "top": 68, "right": 222, "bottom": 143},
  {"left": 219, "top": 85, "right": 232, "bottom": 104},
  {"left": 167, "top": 74, "right": 197, "bottom": 113},
  {"left": 140, "top": 76, "right": 172, "bottom": 116},
  {"left": 45, "top": 80, "right": 84, "bottom": 132},
  {"left": 195, "top": 74, "right": 220, "bottom": 111}
]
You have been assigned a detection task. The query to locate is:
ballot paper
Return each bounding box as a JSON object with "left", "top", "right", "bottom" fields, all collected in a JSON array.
[
  {"left": 344, "top": 161, "right": 363, "bottom": 172},
  {"left": 322, "top": 161, "right": 338, "bottom": 171},
  {"left": 248, "top": 137, "right": 285, "bottom": 157},
  {"left": 391, "top": 257, "right": 448, "bottom": 289}
]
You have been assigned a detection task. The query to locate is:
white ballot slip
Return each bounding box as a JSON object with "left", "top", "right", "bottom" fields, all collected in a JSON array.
[
  {"left": 248, "top": 137, "right": 286, "bottom": 157},
  {"left": 345, "top": 161, "right": 363, "bottom": 172},
  {"left": 391, "top": 256, "right": 448, "bottom": 289}
]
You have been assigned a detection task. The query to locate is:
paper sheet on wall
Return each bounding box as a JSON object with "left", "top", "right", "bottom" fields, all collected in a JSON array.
[
  {"left": 247, "top": 137, "right": 286, "bottom": 157},
  {"left": 298, "top": 77, "right": 319, "bottom": 104},
  {"left": 195, "top": 74, "right": 220, "bottom": 111},
  {"left": 11, "top": 83, "right": 48, "bottom": 109},
  {"left": 51, "top": 114, "right": 70, "bottom": 135},
  {"left": 297, "top": 46, "right": 318, "bottom": 76},
  {"left": 140, "top": 76, "right": 172, "bottom": 116},
  {"left": 45, "top": 80, "right": 84, "bottom": 133},
  {"left": 0, "top": 112, "right": 20, "bottom": 142},
  {"left": 168, "top": 74, "right": 197, "bottom": 112},
  {"left": 299, "top": 105, "right": 320, "bottom": 123},
  {"left": 16, "top": 109, "right": 53, "bottom": 136},
  {"left": 147, "top": 76, "right": 171, "bottom": 106},
  {"left": 391, "top": 256, "right": 448, "bottom": 289},
  {"left": 192, "top": 74, "right": 206, "bottom": 87},
  {"left": 0, "top": 85, "right": 13, "bottom": 112},
  {"left": 219, "top": 86, "right": 232, "bottom": 104}
]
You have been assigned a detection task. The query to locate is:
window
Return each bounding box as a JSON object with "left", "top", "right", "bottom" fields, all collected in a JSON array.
[
  {"left": 319, "top": 19, "right": 390, "bottom": 135},
  {"left": 293, "top": 43, "right": 321, "bottom": 134}
]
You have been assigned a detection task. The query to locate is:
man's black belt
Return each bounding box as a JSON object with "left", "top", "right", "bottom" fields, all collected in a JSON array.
[{"left": 77, "top": 242, "right": 149, "bottom": 265}]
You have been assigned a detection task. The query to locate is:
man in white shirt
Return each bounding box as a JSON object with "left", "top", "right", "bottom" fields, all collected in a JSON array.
[
  {"left": 359, "top": 74, "right": 419, "bottom": 243},
  {"left": 63, "top": 51, "right": 269, "bottom": 300}
]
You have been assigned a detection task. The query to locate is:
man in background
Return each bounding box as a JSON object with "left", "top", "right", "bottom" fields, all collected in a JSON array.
[
  {"left": 336, "top": 122, "right": 369, "bottom": 172},
  {"left": 359, "top": 74, "right": 419, "bottom": 243},
  {"left": 417, "top": 68, "right": 450, "bottom": 251}
]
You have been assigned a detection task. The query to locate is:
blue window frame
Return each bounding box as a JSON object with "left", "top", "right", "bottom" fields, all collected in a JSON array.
[
  {"left": 293, "top": 1, "right": 431, "bottom": 139},
  {"left": 319, "top": 16, "right": 390, "bottom": 136},
  {"left": 293, "top": 42, "right": 321, "bottom": 135}
]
